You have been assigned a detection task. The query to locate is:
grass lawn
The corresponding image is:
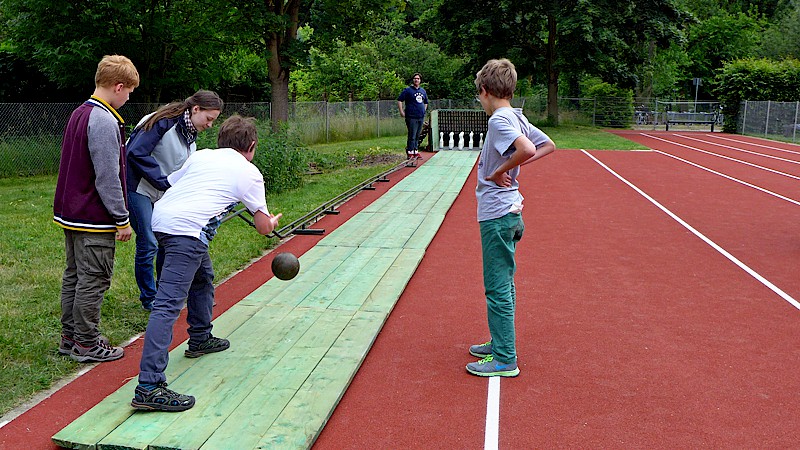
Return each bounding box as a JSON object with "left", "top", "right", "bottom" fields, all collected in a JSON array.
[{"left": 0, "top": 125, "right": 639, "bottom": 417}]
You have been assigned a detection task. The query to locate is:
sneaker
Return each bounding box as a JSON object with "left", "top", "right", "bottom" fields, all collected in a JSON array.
[
  {"left": 184, "top": 335, "right": 230, "bottom": 358},
  {"left": 60, "top": 335, "right": 111, "bottom": 356},
  {"left": 141, "top": 299, "right": 153, "bottom": 311},
  {"left": 131, "top": 382, "right": 195, "bottom": 412},
  {"left": 469, "top": 340, "right": 492, "bottom": 358},
  {"left": 70, "top": 340, "right": 124, "bottom": 363},
  {"left": 466, "top": 355, "right": 519, "bottom": 377}
]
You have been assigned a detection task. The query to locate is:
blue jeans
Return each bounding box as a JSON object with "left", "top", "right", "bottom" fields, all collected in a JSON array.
[
  {"left": 138, "top": 233, "right": 215, "bottom": 384},
  {"left": 479, "top": 213, "right": 525, "bottom": 364},
  {"left": 405, "top": 116, "right": 424, "bottom": 153},
  {"left": 128, "top": 191, "right": 164, "bottom": 305}
]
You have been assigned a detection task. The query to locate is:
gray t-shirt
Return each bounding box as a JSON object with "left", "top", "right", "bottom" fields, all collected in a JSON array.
[{"left": 476, "top": 107, "right": 550, "bottom": 222}]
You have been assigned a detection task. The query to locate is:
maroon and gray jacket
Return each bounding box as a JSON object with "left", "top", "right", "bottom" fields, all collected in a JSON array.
[{"left": 53, "top": 96, "right": 129, "bottom": 232}]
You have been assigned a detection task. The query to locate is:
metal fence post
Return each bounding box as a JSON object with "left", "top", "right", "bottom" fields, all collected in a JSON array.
[
  {"left": 794, "top": 101, "right": 799, "bottom": 143},
  {"left": 325, "top": 101, "right": 330, "bottom": 143},
  {"left": 765, "top": 100, "right": 771, "bottom": 136},
  {"left": 741, "top": 100, "right": 747, "bottom": 134},
  {"left": 376, "top": 100, "right": 380, "bottom": 138}
]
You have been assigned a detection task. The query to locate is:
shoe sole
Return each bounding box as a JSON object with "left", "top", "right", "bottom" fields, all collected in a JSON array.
[
  {"left": 131, "top": 400, "right": 194, "bottom": 412},
  {"left": 465, "top": 366, "right": 520, "bottom": 377},
  {"left": 184, "top": 343, "right": 230, "bottom": 358},
  {"left": 469, "top": 350, "right": 491, "bottom": 358},
  {"left": 70, "top": 352, "right": 124, "bottom": 363}
]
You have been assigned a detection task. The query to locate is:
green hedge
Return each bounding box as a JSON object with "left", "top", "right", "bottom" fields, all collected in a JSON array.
[{"left": 714, "top": 58, "right": 800, "bottom": 132}]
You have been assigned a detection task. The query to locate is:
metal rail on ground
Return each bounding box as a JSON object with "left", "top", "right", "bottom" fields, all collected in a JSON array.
[{"left": 221, "top": 157, "right": 417, "bottom": 239}]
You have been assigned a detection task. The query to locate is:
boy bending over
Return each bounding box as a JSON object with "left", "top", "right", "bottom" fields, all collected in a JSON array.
[{"left": 132, "top": 115, "right": 281, "bottom": 411}]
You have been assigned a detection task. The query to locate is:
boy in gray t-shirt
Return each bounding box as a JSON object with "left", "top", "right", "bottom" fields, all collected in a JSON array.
[{"left": 467, "top": 59, "right": 555, "bottom": 377}]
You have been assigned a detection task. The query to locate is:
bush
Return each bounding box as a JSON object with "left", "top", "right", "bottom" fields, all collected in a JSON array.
[
  {"left": 582, "top": 79, "right": 634, "bottom": 128},
  {"left": 714, "top": 58, "right": 800, "bottom": 132},
  {"left": 251, "top": 125, "right": 307, "bottom": 194}
]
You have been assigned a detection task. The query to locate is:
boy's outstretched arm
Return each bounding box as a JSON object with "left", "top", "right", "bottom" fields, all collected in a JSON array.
[{"left": 253, "top": 211, "right": 283, "bottom": 236}]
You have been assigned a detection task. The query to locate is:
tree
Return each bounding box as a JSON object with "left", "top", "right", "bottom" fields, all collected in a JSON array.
[
  {"left": 760, "top": 3, "right": 800, "bottom": 59},
  {"left": 1, "top": 0, "right": 230, "bottom": 102},
  {"left": 220, "top": 0, "right": 401, "bottom": 129},
  {"left": 430, "top": 0, "right": 688, "bottom": 125}
]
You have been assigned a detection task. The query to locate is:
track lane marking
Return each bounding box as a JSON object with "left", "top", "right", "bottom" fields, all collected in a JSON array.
[
  {"left": 652, "top": 150, "right": 800, "bottom": 206},
  {"left": 641, "top": 134, "right": 800, "bottom": 180},
  {"left": 485, "top": 377, "right": 500, "bottom": 450},
  {"left": 581, "top": 149, "right": 800, "bottom": 312},
  {"left": 702, "top": 134, "right": 800, "bottom": 154},
  {"left": 672, "top": 133, "right": 800, "bottom": 164}
]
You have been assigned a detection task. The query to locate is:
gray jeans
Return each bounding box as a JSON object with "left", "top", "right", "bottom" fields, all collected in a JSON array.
[{"left": 60, "top": 229, "right": 116, "bottom": 346}]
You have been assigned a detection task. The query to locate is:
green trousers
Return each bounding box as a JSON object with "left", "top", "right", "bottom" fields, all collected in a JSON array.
[{"left": 479, "top": 212, "right": 524, "bottom": 364}]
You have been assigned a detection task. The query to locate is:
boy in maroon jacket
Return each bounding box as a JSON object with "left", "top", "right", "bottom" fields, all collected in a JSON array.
[{"left": 53, "top": 55, "right": 139, "bottom": 362}]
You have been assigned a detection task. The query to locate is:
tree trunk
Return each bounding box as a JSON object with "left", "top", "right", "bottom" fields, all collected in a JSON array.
[
  {"left": 266, "top": 0, "right": 300, "bottom": 131},
  {"left": 546, "top": 14, "right": 559, "bottom": 126}
]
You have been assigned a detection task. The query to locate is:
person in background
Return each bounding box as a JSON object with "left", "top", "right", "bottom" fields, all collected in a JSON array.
[
  {"left": 397, "top": 73, "right": 428, "bottom": 160},
  {"left": 126, "top": 90, "right": 223, "bottom": 311},
  {"left": 54, "top": 55, "right": 139, "bottom": 362}
]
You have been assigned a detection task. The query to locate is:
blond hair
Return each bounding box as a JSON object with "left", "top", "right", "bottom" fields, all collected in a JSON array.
[
  {"left": 95, "top": 55, "right": 140, "bottom": 89},
  {"left": 475, "top": 59, "right": 517, "bottom": 100}
]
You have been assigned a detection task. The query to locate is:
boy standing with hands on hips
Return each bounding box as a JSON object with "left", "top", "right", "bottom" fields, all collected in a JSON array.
[{"left": 467, "top": 59, "right": 555, "bottom": 377}]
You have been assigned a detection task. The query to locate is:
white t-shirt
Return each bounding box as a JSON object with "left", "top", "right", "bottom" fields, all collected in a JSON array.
[
  {"left": 152, "top": 148, "right": 269, "bottom": 243},
  {"left": 476, "top": 107, "right": 550, "bottom": 222}
]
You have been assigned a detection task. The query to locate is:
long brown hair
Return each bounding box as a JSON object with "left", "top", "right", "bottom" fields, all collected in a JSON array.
[{"left": 140, "top": 90, "right": 223, "bottom": 131}]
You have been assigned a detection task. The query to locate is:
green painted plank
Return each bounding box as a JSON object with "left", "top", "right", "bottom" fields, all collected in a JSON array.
[
  {"left": 238, "top": 246, "right": 352, "bottom": 307},
  {"left": 198, "top": 309, "right": 354, "bottom": 450},
  {"left": 315, "top": 212, "right": 384, "bottom": 248},
  {"left": 361, "top": 248, "right": 425, "bottom": 313},
  {"left": 253, "top": 311, "right": 386, "bottom": 449},
  {"left": 404, "top": 213, "right": 447, "bottom": 250},
  {"left": 52, "top": 304, "right": 262, "bottom": 450},
  {"left": 243, "top": 246, "right": 357, "bottom": 307},
  {"left": 328, "top": 248, "right": 402, "bottom": 311},
  {"left": 146, "top": 308, "right": 345, "bottom": 450},
  {"left": 96, "top": 305, "right": 302, "bottom": 449},
  {"left": 298, "top": 246, "right": 380, "bottom": 310},
  {"left": 359, "top": 212, "right": 426, "bottom": 249}
]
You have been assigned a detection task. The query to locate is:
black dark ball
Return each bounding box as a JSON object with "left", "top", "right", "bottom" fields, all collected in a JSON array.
[{"left": 271, "top": 252, "right": 300, "bottom": 280}]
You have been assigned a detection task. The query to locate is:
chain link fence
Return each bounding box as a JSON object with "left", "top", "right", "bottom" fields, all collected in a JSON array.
[
  {"left": 738, "top": 101, "right": 800, "bottom": 142},
  {"left": 0, "top": 96, "right": 752, "bottom": 178}
]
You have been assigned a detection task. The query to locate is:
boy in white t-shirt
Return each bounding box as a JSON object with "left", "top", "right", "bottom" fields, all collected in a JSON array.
[
  {"left": 467, "top": 59, "right": 555, "bottom": 377},
  {"left": 132, "top": 115, "right": 282, "bottom": 412}
]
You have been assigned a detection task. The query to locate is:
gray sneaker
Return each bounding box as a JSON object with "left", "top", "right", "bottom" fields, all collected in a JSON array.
[
  {"left": 70, "top": 340, "right": 123, "bottom": 363},
  {"left": 469, "top": 340, "right": 492, "bottom": 358},
  {"left": 466, "top": 355, "right": 519, "bottom": 377},
  {"left": 59, "top": 335, "right": 109, "bottom": 356}
]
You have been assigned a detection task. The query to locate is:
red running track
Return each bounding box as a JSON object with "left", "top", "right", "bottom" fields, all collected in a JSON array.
[{"left": 315, "top": 133, "right": 800, "bottom": 448}]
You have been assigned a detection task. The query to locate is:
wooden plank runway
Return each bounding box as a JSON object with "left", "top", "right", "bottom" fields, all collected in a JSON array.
[{"left": 52, "top": 150, "right": 479, "bottom": 450}]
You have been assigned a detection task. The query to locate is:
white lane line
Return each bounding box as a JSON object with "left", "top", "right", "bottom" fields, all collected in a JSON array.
[
  {"left": 581, "top": 149, "right": 800, "bottom": 311},
  {"left": 641, "top": 134, "right": 800, "bottom": 180},
  {"left": 703, "top": 134, "right": 800, "bottom": 154},
  {"left": 653, "top": 150, "right": 800, "bottom": 207},
  {"left": 672, "top": 133, "right": 800, "bottom": 164},
  {"left": 485, "top": 377, "right": 500, "bottom": 450}
]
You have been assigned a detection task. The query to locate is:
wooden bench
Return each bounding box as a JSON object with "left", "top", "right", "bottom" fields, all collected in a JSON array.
[{"left": 52, "top": 150, "right": 480, "bottom": 450}]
